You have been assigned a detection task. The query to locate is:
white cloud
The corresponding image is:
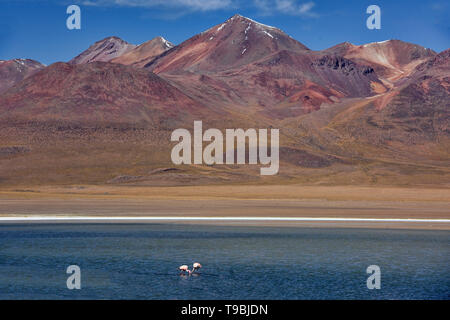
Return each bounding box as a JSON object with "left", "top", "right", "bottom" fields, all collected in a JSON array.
[
  {"left": 79, "top": 0, "right": 317, "bottom": 16},
  {"left": 298, "top": 1, "right": 315, "bottom": 14},
  {"left": 252, "top": 0, "right": 317, "bottom": 17},
  {"left": 275, "top": 0, "right": 316, "bottom": 16},
  {"left": 81, "top": 0, "right": 233, "bottom": 11}
]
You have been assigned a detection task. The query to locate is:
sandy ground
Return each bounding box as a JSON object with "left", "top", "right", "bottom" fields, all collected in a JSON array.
[{"left": 0, "top": 185, "right": 449, "bottom": 230}]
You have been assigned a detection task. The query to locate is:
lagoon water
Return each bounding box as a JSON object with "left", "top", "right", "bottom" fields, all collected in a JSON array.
[{"left": 0, "top": 223, "right": 448, "bottom": 299}]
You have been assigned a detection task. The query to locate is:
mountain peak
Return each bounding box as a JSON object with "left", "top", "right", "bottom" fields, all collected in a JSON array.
[
  {"left": 139, "top": 36, "right": 173, "bottom": 49},
  {"left": 224, "top": 14, "right": 279, "bottom": 31},
  {"left": 148, "top": 14, "right": 309, "bottom": 73},
  {"left": 361, "top": 39, "right": 393, "bottom": 47},
  {"left": 155, "top": 36, "right": 174, "bottom": 49},
  {"left": 69, "top": 36, "right": 136, "bottom": 65},
  {"left": 97, "top": 35, "right": 127, "bottom": 43},
  {"left": 358, "top": 39, "right": 436, "bottom": 53}
]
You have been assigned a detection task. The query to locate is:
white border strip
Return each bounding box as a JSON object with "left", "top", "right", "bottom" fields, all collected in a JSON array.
[{"left": 0, "top": 216, "right": 449, "bottom": 223}]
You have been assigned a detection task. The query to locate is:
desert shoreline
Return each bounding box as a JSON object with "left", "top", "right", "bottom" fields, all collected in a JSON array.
[
  {"left": 0, "top": 216, "right": 449, "bottom": 231},
  {"left": 0, "top": 185, "right": 449, "bottom": 230}
]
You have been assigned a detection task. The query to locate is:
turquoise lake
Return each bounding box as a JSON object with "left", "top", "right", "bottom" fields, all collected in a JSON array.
[{"left": 0, "top": 224, "right": 448, "bottom": 299}]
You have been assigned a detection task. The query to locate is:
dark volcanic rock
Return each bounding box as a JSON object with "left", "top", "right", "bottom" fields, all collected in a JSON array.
[
  {"left": 280, "top": 147, "right": 341, "bottom": 168},
  {"left": 0, "top": 146, "right": 30, "bottom": 156}
]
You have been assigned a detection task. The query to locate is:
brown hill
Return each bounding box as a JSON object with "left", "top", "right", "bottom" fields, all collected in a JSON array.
[
  {"left": 289, "top": 48, "right": 449, "bottom": 171},
  {"left": 0, "top": 59, "right": 45, "bottom": 94},
  {"left": 0, "top": 61, "right": 213, "bottom": 125},
  {"left": 325, "top": 40, "right": 436, "bottom": 83},
  {"left": 374, "top": 48, "right": 450, "bottom": 141}
]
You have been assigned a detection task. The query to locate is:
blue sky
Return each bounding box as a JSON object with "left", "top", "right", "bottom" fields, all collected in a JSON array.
[{"left": 0, "top": 0, "right": 448, "bottom": 65}]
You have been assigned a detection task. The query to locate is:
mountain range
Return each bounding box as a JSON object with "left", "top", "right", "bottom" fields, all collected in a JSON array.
[{"left": 0, "top": 14, "right": 448, "bottom": 187}]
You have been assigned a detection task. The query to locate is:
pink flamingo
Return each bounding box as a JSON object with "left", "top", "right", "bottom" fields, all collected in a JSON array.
[
  {"left": 179, "top": 263, "right": 202, "bottom": 275},
  {"left": 192, "top": 262, "right": 202, "bottom": 273},
  {"left": 179, "top": 265, "right": 191, "bottom": 275}
]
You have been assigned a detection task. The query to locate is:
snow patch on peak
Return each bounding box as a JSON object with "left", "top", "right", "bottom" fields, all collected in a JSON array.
[
  {"left": 245, "top": 23, "right": 251, "bottom": 34},
  {"left": 217, "top": 23, "right": 226, "bottom": 32},
  {"left": 242, "top": 17, "right": 277, "bottom": 30},
  {"left": 159, "top": 37, "right": 173, "bottom": 48},
  {"left": 14, "top": 59, "right": 26, "bottom": 66},
  {"left": 240, "top": 18, "right": 277, "bottom": 40},
  {"left": 263, "top": 31, "right": 274, "bottom": 39},
  {"left": 229, "top": 14, "right": 278, "bottom": 30}
]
